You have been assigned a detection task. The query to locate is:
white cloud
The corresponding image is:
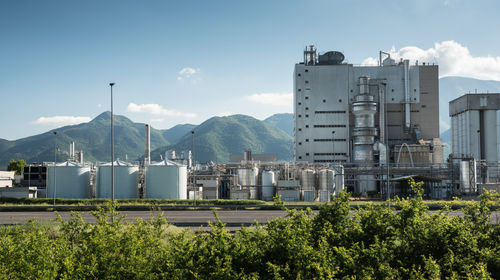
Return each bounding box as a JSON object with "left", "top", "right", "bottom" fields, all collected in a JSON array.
[
  {"left": 177, "top": 67, "right": 200, "bottom": 81},
  {"left": 33, "top": 116, "right": 91, "bottom": 126},
  {"left": 362, "top": 41, "right": 500, "bottom": 81},
  {"left": 245, "top": 92, "right": 293, "bottom": 106},
  {"left": 149, "top": 118, "right": 165, "bottom": 123},
  {"left": 126, "top": 103, "right": 196, "bottom": 118}
]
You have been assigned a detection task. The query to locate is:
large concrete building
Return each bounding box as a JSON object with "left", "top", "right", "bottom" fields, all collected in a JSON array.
[
  {"left": 450, "top": 93, "right": 500, "bottom": 163},
  {"left": 294, "top": 46, "right": 441, "bottom": 164}
]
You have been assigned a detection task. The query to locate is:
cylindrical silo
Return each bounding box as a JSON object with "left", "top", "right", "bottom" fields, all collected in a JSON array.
[
  {"left": 145, "top": 160, "right": 187, "bottom": 199},
  {"left": 300, "top": 169, "right": 316, "bottom": 190},
  {"left": 261, "top": 170, "right": 275, "bottom": 201},
  {"left": 318, "top": 169, "right": 335, "bottom": 191},
  {"left": 97, "top": 160, "right": 139, "bottom": 199},
  {"left": 46, "top": 161, "right": 91, "bottom": 198}
]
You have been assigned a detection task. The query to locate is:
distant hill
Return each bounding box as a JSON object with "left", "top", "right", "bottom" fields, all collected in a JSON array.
[
  {"left": 0, "top": 112, "right": 173, "bottom": 165},
  {"left": 439, "top": 77, "right": 500, "bottom": 132},
  {"left": 264, "top": 113, "right": 294, "bottom": 136},
  {"left": 151, "top": 115, "right": 294, "bottom": 163},
  {"left": 161, "top": 124, "right": 196, "bottom": 144}
]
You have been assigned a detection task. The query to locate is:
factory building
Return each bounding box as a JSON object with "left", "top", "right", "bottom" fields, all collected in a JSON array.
[
  {"left": 294, "top": 46, "right": 440, "bottom": 163},
  {"left": 293, "top": 46, "right": 443, "bottom": 194},
  {"left": 450, "top": 93, "right": 500, "bottom": 163},
  {"left": 450, "top": 93, "right": 500, "bottom": 192}
]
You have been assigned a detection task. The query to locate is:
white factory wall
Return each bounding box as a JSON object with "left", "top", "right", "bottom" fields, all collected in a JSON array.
[
  {"left": 294, "top": 61, "right": 427, "bottom": 164},
  {"left": 484, "top": 110, "right": 498, "bottom": 163}
]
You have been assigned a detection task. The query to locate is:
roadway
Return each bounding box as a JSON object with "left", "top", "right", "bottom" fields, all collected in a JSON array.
[{"left": 0, "top": 210, "right": 499, "bottom": 228}]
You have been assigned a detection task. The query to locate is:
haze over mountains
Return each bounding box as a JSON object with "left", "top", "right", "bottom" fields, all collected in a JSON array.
[{"left": 1, "top": 76, "right": 499, "bottom": 165}]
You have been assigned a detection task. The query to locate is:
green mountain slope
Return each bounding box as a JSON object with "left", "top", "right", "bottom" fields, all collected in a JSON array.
[
  {"left": 0, "top": 112, "right": 171, "bottom": 164},
  {"left": 151, "top": 115, "right": 294, "bottom": 163},
  {"left": 264, "top": 113, "right": 294, "bottom": 136},
  {"left": 162, "top": 124, "right": 196, "bottom": 144}
]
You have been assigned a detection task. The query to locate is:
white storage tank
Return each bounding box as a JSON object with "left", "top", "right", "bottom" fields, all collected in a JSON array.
[
  {"left": 146, "top": 160, "right": 187, "bottom": 199},
  {"left": 300, "top": 169, "right": 316, "bottom": 190},
  {"left": 46, "top": 161, "right": 91, "bottom": 198},
  {"left": 97, "top": 161, "right": 139, "bottom": 199},
  {"left": 318, "top": 169, "right": 335, "bottom": 191},
  {"left": 261, "top": 170, "right": 275, "bottom": 201},
  {"left": 237, "top": 167, "right": 258, "bottom": 186}
]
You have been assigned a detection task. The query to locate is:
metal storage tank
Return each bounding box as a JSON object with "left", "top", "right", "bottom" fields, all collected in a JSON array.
[
  {"left": 318, "top": 169, "right": 335, "bottom": 191},
  {"left": 460, "top": 159, "right": 476, "bottom": 193},
  {"left": 46, "top": 161, "right": 91, "bottom": 198},
  {"left": 97, "top": 160, "right": 139, "bottom": 199},
  {"left": 300, "top": 169, "right": 316, "bottom": 190},
  {"left": 146, "top": 160, "right": 187, "bottom": 199},
  {"left": 334, "top": 165, "right": 345, "bottom": 194},
  {"left": 261, "top": 170, "right": 275, "bottom": 201},
  {"left": 237, "top": 167, "right": 258, "bottom": 186}
]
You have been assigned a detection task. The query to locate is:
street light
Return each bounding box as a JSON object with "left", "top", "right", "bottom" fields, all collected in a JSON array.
[
  {"left": 53, "top": 131, "right": 57, "bottom": 206},
  {"left": 109, "top": 82, "right": 115, "bottom": 201},
  {"left": 192, "top": 130, "right": 196, "bottom": 205}
]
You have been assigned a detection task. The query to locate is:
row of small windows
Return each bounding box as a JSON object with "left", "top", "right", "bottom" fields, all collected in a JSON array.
[
  {"left": 313, "top": 124, "right": 346, "bottom": 128},
  {"left": 314, "top": 153, "right": 347, "bottom": 156},
  {"left": 314, "top": 159, "right": 346, "bottom": 163},
  {"left": 315, "top": 111, "right": 346, "bottom": 114},
  {"left": 313, "top": 139, "right": 347, "bottom": 142}
]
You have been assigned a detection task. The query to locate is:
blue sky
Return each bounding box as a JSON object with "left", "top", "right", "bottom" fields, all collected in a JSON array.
[{"left": 1, "top": 0, "right": 500, "bottom": 140}]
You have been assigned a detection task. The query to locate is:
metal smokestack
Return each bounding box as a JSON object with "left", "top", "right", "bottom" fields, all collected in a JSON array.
[{"left": 145, "top": 124, "right": 151, "bottom": 165}]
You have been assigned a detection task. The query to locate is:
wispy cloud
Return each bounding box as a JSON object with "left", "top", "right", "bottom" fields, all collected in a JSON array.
[
  {"left": 33, "top": 116, "right": 91, "bottom": 126},
  {"left": 362, "top": 40, "right": 500, "bottom": 81},
  {"left": 126, "top": 103, "right": 196, "bottom": 118},
  {"left": 245, "top": 92, "right": 293, "bottom": 106},
  {"left": 177, "top": 67, "right": 201, "bottom": 81}
]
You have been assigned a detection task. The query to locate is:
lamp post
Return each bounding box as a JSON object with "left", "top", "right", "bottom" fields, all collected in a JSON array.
[
  {"left": 192, "top": 130, "right": 196, "bottom": 205},
  {"left": 53, "top": 131, "right": 57, "bottom": 206},
  {"left": 109, "top": 82, "right": 115, "bottom": 201}
]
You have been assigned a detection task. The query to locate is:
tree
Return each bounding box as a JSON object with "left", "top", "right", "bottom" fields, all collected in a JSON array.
[{"left": 7, "top": 159, "right": 26, "bottom": 175}]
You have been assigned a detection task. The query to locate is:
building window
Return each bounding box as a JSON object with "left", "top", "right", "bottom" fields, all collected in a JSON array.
[
  {"left": 391, "top": 89, "right": 394, "bottom": 92},
  {"left": 298, "top": 114, "right": 302, "bottom": 117},
  {"left": 305, "top": 81, "right": 309, "bottom": 84},
  {"left": 298, "top": 142, "right": 302, "bottom": 145},
  {"left": 298, "top": 89, "right": 302, "bottom": 92},
  {"left": 422, "top": 105, "right": 427, "bottom": 108},
  {"left": 305, "top": 69, "right": 309, "bottom": 72},
  {"left": 298, "top": 156, "right": 302, "bottom": 159},
  {"left": 305, "top": 107, "right": 309, "bottom": 110},
  {"left": 298, "top": 128, "right": 302, "bottom": 131},
  {"left": 315, "top": 110, "right": 346, "bottom": 114},
  {"left": 298, "top": 102, "right": 301, "bottom": 105},
  {"left": 298, "top": 73, "right": 301, "bottom": 77},
  {"left": 305, "top": 96, "right": 309, "bottom": 99},
  {"left": 338, "top": 99, "right": 342, "bottom": 103},
  {"left": 350, "top": 89, "right": 353, "bottom": 93},
  {"left": 306, "top": 153, "right": 309, "bottom": 156},
  {"left": 305, "top": 125, "right": 309, "bottom": 128},
  {"left": 323, "top": 99, "right": 326, "bottom": 103},
  {"left": 305, "top": 114, "right": 309, "bottom": 117},
  {"left": 313, "top": 124, "right": 346, "bottom": 128},
  {"left": 306, "top": 139, "right": 309, "bottom": 142}
]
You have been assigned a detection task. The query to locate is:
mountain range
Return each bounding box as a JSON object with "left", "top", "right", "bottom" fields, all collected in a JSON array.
[{"left": 0, "top": 112, "right": 293, "bottom": 165}]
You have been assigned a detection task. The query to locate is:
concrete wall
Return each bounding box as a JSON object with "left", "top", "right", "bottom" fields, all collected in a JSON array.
[{"left": 294, "top": 62, "right": 439, "bottom": 164}]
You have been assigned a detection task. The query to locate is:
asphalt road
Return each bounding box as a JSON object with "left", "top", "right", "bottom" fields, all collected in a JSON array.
[{"left": 0, "top": 210, "right": 499, "bottom": 228}]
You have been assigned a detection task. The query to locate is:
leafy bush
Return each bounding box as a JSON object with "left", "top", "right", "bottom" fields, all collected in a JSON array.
[{"left": 0, "top": 181, "right": 499, "bottom": 279}]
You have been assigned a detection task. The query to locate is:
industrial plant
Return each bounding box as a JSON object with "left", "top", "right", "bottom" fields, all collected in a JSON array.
[{"left": 2, "top": 46, "right": 500, "bottom": 201}]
